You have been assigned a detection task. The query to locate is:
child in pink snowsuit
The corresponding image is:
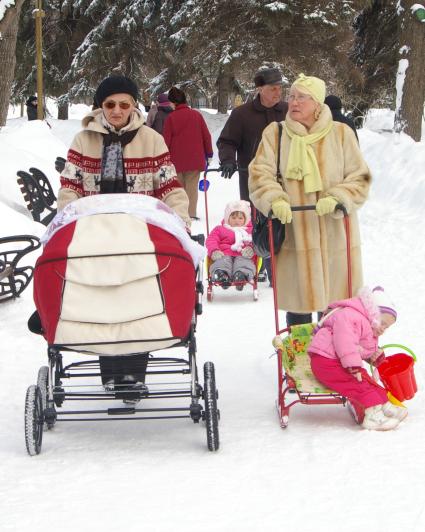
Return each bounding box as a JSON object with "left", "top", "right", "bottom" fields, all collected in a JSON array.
[
  {"left": 206, "top": 200, "right": 256, "bottom": 291},
  {"left": 308, "top": 286, "right": 407, "bottom": 431}
]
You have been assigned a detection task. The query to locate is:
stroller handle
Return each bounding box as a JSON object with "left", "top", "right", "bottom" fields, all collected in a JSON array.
[
  {"left": 268, "top": 204, "right": 348, "bottom": 216},
  {"left": 204, "top": 167, "right": 222, "bottom": 174}
]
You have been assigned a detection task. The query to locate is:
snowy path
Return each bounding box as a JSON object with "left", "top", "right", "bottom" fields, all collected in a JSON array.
[{"left": 0, "top": 116, "right": 424, "bottom": 532}]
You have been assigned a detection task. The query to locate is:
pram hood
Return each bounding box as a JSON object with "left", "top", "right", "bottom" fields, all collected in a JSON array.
[{"left": 34, "top": 196, "right": 201, "bottom": 355}]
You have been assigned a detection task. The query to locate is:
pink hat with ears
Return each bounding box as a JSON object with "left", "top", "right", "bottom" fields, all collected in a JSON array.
[{"left": 372, "top": 286, "right": 397, "bottom": 320}]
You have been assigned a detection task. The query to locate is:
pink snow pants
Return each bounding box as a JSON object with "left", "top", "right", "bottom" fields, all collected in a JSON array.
[{"left": 309, "top": 354, "right": 388, "bottom": 408}]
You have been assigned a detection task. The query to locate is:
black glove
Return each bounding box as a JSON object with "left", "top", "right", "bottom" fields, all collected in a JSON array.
[
  {"left": 220, "top": 162, "right": 237, "bottom": 179},
  {"left": 55, "top": 156, "right": 66, "bottom": 173}
]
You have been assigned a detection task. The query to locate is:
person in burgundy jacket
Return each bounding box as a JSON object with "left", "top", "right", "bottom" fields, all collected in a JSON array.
[{"left": 163, "top": 87, "right": 213, "bottom": 219}]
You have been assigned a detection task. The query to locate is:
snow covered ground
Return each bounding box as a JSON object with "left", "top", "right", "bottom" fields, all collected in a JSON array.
[{"left": 1, "top": 106, "right": 424, "bottom": 532}]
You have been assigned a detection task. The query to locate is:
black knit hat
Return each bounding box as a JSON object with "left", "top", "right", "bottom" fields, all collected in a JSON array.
[
  {"left": 324, "top": 95, "right": 342, "bottom": 110},
  {"left": 94, "top": 75, "right": 139, "bottom": 107},
  {"left": 254, "top": 67, "right": 283, "bottom": 87}
]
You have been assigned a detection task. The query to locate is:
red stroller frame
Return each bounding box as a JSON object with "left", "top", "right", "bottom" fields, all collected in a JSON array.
[
  {"left": 269, "top": 204, "right": 352, "bottom": 428},
  {"left": 202, "top": 167, "right": 260, "bottom": 302}
]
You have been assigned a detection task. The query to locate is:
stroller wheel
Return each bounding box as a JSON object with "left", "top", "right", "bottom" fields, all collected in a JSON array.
[
  {"left": 25, "top": 385, "right": 44, "bottom": 456},
  {"left": 37, "top": 366, "right": 57, "bottom": 429},
  {"left": 203, "top": 362, "right": 219, "bottom": 451},
  {"left": 253, "top": 289, "right": 259, "bottom": 301}
]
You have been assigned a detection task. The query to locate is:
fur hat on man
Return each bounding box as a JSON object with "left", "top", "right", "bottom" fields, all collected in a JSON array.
[
  {"left": 224, "top": 200, "right": 251, "bottom": 226},
  {"left": 94, "top": 75, "right": 139, "bottom": 108},
  {"left": 292, "top": 73, "right": 326, "bottom": 104},
  {"left": 254, "top": 67, "right": 283, "bottom": 87}
]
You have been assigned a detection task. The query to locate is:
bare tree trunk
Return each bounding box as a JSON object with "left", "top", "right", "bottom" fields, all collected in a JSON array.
[
  {"left": 0, "top": 0, "right": 25, "bottom": 126},
  {"left": 216, "top": 65, "right": 232, "bottom": 114},
  {"left": 57, "top": 101, "right": 69, "bottom": 120},
  {"left": 394, "top": 0, "right": 425, "bottom": 141}
]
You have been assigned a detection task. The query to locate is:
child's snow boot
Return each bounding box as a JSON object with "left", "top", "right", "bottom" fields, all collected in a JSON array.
[
  {"left": 382, "top": 401, "right": 408, "bottom": 421},
  {"left": 213, "top": 269, "right": 231, "bottom": 289},
  {"left": 362, "top": 405, "right": 400, "bottom": 431},
  {"left": 233, "top": 271, "right": 247, "bottom": 291}
]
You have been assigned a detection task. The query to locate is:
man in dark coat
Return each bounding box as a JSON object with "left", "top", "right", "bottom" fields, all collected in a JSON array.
[
  {"left": 324, "top": 95, "right": 358, "bottom": 141},
  {"left": 26, "top": 96, "right": 38, "bottom": 120},
  {"left": 217, "top": 67, "right": 288, "bottom": 201}
]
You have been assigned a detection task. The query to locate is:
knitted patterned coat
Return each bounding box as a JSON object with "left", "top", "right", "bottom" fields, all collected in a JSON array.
[
  {"left": 248, "top": 106, "right": 371, "bottom": 313},
  {"left": 57, "top": 109, "right": 190, "bottom": 225}
]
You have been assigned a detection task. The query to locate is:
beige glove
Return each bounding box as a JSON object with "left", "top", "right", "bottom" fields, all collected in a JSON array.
[
  {"left": 316, "top": 196, "right": 338, "bottom": 216},
  {"left": 271, "top": 199, "right": 292, "bottom": 224},
  {"left": 211, "top": 250, "right": 224, "bottom": 261},
  {"left": 241, "top": 246, "right": 254, "bottom": 259}
]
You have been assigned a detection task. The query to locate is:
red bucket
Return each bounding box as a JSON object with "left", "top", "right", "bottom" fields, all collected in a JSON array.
[{"left": 378, "top": 352, "right": 417, "bottom": 402}]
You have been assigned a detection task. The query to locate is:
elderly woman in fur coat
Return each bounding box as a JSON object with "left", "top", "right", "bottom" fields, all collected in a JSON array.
[{"left": 248, "top": 74, "right": 371, "bottom": 327}]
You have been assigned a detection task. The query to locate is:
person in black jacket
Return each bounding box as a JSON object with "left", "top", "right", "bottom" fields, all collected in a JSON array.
[
  {"left": 324, "top": 95, "right": 358, "bottom": 141},
  {"left": 26, "top": 96, "right": 38, "bottom": 120},
  {"left": 217, "top": 67, "right": 288, "bottom": 201},
  {"left": 217, "top": 67, "right": 288, "bottom": 283}
]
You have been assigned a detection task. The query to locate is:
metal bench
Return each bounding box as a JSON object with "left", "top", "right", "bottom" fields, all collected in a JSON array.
[
  {"left": 0, "top": 235, "right": 41, "bottom": 302},
  {"left": 17, "top": 167, "right": 57, "bottom": 225}
]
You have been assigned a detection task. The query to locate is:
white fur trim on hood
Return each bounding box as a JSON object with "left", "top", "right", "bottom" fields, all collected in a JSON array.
[
  {"left": 357, "top": 286, "right": 381, "bottom": 328},
  {"left": 357, "top": 286, "right": 397, "bottom": 327}
]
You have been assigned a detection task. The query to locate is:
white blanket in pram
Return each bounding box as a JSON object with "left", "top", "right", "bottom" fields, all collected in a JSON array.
[{"left": 41, "top": 194, "right": 205, "bottom": 266}]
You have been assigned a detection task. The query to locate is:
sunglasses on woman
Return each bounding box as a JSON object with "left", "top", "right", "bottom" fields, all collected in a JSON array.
[{"left": 103, "top": 100, "right": 133, "bottom": 110}]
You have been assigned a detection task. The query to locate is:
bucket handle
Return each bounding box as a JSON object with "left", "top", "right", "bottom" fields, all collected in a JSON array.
[{"left": 381, "top": 343, "right": 417, "bottom": 362}]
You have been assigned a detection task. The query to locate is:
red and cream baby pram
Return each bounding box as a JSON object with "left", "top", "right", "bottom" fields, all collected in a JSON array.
[{"left": 24, "top": 195, "right": 219, "bottom": 455}]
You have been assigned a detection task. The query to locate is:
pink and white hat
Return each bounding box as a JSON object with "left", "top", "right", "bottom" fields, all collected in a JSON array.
[{"left": 372, "top": 286, "right": 397, "bottom": 320}]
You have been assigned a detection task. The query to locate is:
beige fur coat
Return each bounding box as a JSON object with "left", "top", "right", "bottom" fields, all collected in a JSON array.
[{"left": 248, "top": 106, "right": 371, "bottom": 313}]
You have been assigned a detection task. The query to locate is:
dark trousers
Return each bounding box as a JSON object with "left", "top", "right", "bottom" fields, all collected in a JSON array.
[
  {"left": 99, "top": 354, "right": 149, "bottom": 385},
  {"left": 238, "top": 169, "right": 249, "bottom": 202},
  {"left": 28, "top": 310, "right": 43, "bottom": 334},
  {"left": 286, "top": 312, "right": 323, "bottom": 327}
]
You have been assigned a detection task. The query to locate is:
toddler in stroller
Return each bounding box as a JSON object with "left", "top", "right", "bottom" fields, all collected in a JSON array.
[
  {"left": 206, "top": 200, "right": 256, "bottom": 291},
  {"left": 308, "top": 286, "right": 407, "bottom": 431}
]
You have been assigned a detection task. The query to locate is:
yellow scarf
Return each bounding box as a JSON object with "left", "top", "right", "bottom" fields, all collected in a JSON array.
[{"left": 284, "top": 121, "right": 333, "bottom": 193}]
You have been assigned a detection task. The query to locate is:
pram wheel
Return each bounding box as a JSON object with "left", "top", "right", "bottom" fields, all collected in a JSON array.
[
  {"left": 25, "top": 385, "right": 44, "bottom": 456},
  {"left": 203, "top": 362, "right": 219, "bottom": 451},
  {"left": 37, "top": 366, "right": 49, "bottom": 413},
  {"left": 37, "top": 366, "right": 57, "bottom": 429}
]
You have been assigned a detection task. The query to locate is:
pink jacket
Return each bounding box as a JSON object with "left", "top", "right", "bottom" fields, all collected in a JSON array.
[
  {"left": 206, "top": 220, "right": 253, "bottom": 258},
  {"left": 308, "top": 289, "right": 380, "bottom": 368}
]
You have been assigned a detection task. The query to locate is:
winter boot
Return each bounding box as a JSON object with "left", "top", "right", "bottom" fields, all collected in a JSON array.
[
  {"left": 362, "top": 405, "right": 400, "bottom": 431},
  {"left": 382, "top": 401, "right": 408, "bottom": 421},
  {"left": 233, "top": 271, "right": 247, "bottom": 291},
  {"left": 213, "top": 269, "right": 231, "bottom": 289}
]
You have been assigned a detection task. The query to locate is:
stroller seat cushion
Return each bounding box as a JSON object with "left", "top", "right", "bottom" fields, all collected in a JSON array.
[{"left": 283, "top": 323, "right": 336, "bottom": 394}]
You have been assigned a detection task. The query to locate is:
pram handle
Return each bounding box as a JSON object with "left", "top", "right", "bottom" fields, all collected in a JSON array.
[
  {"left": 266, "top": 203, "right": 347, "bottom": 215},
  {"left": 203, "top": 167, "right": 222, "bottom": 174}
]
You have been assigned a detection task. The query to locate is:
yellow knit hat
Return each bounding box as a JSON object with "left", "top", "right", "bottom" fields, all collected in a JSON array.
[{"left": 292, "top": 73, "right": 326, "bottom": 104}]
